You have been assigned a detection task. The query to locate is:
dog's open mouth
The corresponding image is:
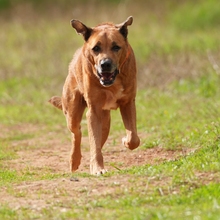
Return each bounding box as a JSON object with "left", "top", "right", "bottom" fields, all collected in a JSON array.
[{"left": 98, "top": 69, "right": 119, "bottom": 87}]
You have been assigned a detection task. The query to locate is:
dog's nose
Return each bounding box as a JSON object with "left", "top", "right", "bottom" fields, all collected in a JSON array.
[{"left": 100, "top": 59, "right": 112, "bottom": 72}]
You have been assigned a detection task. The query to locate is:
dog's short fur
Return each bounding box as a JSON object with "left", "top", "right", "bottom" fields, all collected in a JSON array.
[{"left": 49, "top": 16, "right": 140, "bottom": 175}]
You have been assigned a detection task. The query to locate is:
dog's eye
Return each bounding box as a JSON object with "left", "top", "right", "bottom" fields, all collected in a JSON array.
[
  {"left": 112, "top": 45, "right": 121, "bottom": 52},
  {"left": 92, "top": 45, "right": 101, "bottom": 53}
]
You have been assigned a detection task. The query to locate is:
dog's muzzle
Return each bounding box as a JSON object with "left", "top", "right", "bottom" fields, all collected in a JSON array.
[
  {"left": 96, "top": 59, "right": 119, "bottom": 87},
  {"left": 97, "top": 69, "right": 119, "bottom": 87}
]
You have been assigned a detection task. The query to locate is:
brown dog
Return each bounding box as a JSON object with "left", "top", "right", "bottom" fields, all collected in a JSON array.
[{"left": 49, "top": 16, "right": 140, "bottom": 175}]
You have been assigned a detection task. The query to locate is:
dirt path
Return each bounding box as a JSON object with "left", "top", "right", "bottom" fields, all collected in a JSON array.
[
  {"left": 1, "top": 129, "right": 196, "bottom": 212},
  {"left": 8, "top": 135, "right": 191, "bottom": 174}
]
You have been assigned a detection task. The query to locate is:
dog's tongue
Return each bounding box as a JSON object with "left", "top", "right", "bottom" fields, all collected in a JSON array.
[{"left": 102, "top": 72, "right": 112, "bottom": 80}]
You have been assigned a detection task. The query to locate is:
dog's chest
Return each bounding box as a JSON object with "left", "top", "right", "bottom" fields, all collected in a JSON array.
[{"left": 102, "top": 87, "right": 124, "bottom": 110}]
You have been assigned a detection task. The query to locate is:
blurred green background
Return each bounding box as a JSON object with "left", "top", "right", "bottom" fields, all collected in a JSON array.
[
  {"left": 0, "top": 0, "right": 220, "bottom": 127},
  {"left": 1, "top": 0, "right": 220, "bottom": 90},
  {"left": 0, "top": 0, "right": 220, "bottom": 124}
]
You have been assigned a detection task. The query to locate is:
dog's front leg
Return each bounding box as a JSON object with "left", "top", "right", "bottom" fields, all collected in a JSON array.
[
  {"left": 120, "top": 99, "right": 140, "bottom": 150},
  {"left": 86, "top": 106, "right": 107, "bottom": 175}
]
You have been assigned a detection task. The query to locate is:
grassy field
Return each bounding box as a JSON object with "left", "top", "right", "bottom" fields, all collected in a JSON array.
[{"left": 0, "top": 0, "right": 220, "bottom": 219}]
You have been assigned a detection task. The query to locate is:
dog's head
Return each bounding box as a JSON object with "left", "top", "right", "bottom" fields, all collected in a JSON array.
[{"left": 71, "top": 16, "right": 133, "bottom": 87}]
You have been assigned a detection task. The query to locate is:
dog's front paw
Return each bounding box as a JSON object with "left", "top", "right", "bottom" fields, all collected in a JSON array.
[
  {"left": 70, "top": 157, "right": 81, "bottom": 172},
  {"left": 122, "top": 135, "right": 140, "bottom": 150},
  {"left": 90, "top": 163, "right": 107, "bottom": 176},
  {"left": 95, "top": 169, "right": 108, "bottom": 176}
]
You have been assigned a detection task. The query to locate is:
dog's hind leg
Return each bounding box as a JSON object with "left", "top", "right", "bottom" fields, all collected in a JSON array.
[{"left": 63, "top": 89, "right": 86, "bottom": 172}]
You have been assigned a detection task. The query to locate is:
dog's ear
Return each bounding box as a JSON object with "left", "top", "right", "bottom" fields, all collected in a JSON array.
[
  {"left": 71, "top": 20, "right": 92, "bottom": 41},
  {"left": 116, "top": 16, "right": 133, "bottom": 39}
]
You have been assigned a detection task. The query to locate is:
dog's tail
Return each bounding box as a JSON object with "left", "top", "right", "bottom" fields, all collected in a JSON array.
[{"left": 48, "top": 96, "right": 62, "bottom": 110}]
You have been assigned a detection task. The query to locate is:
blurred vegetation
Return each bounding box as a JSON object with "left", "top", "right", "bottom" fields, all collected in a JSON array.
[
  {"left": 0, "top": 0, "right": 219, "bottom": 123},
  {"left": 0, "top": 0, "right": 220, "bottom": 121},
  {"left": 1, "top": 0, "right": 220, "bottom": 86}
]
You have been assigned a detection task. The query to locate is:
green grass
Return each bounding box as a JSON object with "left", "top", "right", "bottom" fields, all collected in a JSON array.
[
  {"left": 0, "top": 0, "right": 220, "bottom": 219},
  {"left": 170, "top": 0, "right": 220, "bottom": 31}
]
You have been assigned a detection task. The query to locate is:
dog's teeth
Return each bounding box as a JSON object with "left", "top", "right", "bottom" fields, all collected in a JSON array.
[{"left": 100, "top": 80, "right": 104, "bottom": 85}]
